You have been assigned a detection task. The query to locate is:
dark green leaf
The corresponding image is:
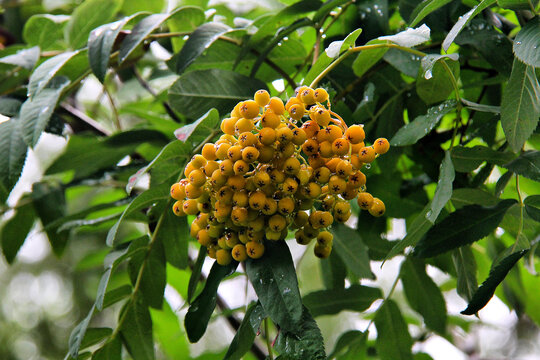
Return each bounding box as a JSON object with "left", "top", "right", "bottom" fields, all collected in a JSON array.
[
  {"left": 413, "top": 199, "right": 517, "bottom": 258},
  {"left": 514, "top": 17, "right": 540, "bottom": 67},
  {"left": 456, "top": 19, "right": 513, "bottom": 76},
  {"left": 451, "top": 188, "right": 498, "bottom": 209},
  {"left": 95, "top": 268, "right": 113, "bottom": 311},
  {"left": 185, "top": 260, "right": 237, "bottom": 342},
  {"left": 313, "top": 0, "right": 349, "bottom": 24},
  {"left": 128, "top": 235, "right": 166, "bottom": 309},
  {"left": 167, "top": 6, "right": 205, "bottom": 52},
  {"left": 68, "top": 305, "right": 95, "bottom": 358},
  {"left": 427, "top": 151, "right": 454, "bottom": 223},
  {"left": 304, "top": 28, "right": 362, "bottom": 86},
  {"left": 451, "top": 145, "right": 516, "bottom": 172},
  {"left": 89, "top": 14, "right": 144, "bottom": 82},
  {"left": 497, "top": 0, "right": 536, "bottom": 9},
  {"left": 503, "top": 151, "right": 540, "bottom": 182},
  {"left": 23, "top": 14, "right": 69, "bottom": 50},
  {"left": 0, "top": 46, "right": 40, "bottom": 70},
  {"left": 156, "top": 208, "right": 189, "bottom": 269},
  {"left": 409, "top": 0, "right": 453, "bottom": 27},
  {"left": 274, "top": 306, "right": 326, "bottom": 360},
  {"left": 65, "top": 0, "right": 122, "bottom": 49},
  {"left": 524, "top": 195, "right": 540, "bottom": 222},
  {"left": 328, "top": 330, "right": 367, "bottom": 360},
  {"left": 501, "top": 59, "right": 540, "bottom": 153},
  {"left": 80, "top": 328, "right": 113, "bottom": 350},
  {"left": 1, "top": 196, "right": 35, "bottom": 263},
  {"left": 0, "top": 119, "right": 28, "bottom": 195},
  {"left": 245, "top": 240, "right": 303, "bottom": 333},
  {"left": 374, "top": 300, "right": 413, "bottom": 360},
  {"left": 320, "top": 249, "right": 346, "bottom": 290},
  {"left": 120, "top": 297, "right": 155, "bottom": 360},
  {"left": 452, "top": 246, "right": 478, "bottom": 302},
  {"left": 20, "top": 76, "right": 69, "bottom": 147},
  {"left": 390, "top": 100, "right": 456, "bottom": 146},
  {"left": 461, "top": 98, "right": 500, "bottom": 114},
  {"left": 352, "top": 39, "right": 389, "bottom": 78},
  {"left": 223, "top": 303, "right": 265, "bottom": 360},
  {"left": 461, "top": 248, "right": 528, "bottom": 315},
  {"left": 188, "top": 246, "right": 206, "bottom": 304},
  {"left": 416, "top": 55, "right": 459, "bottom": 104},
  {"left": 385, "top": 204, "right": 432, "bottom": 261},
  {"left": 92, "top": 338, "right": 121, "bottom": 360},
  {"left": 168, "top": 69, "right": 266, "bottom": 119},
  {"left": 383, "top": 49, "right": 421, "bottom": 77},
  {"left": 106, "top": 182, "right": 170, "bottom": 246},
  {"left": 330, "top": 223, "right": 374, "bottom": 279},
  {"left": 32, "top": 182, "right": 69, "bottom": 255},
  {"left": 303, "top": 285, "right": 382, "bottom": 317},
  {"left": 495, "top": 171, "right": 513, "bottom": 197},
  {"left": 400, "top": 258, "right": 447, "bottom": 334},
  {"left": 442, "top": 0, "right": 495, "bottom": 51},
  {"left": 0, "top": 97, "right": 22, "bottom": 117},
  {"left": 175, "top": 22, "right": 231, "bottom": 74}
]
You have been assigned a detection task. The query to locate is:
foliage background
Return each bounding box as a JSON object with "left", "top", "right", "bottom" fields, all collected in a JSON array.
[{"left": 0, "top": 0, "right": 539, "bottom": 359}]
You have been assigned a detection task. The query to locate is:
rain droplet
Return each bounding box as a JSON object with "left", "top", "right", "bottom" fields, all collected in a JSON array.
[
  {"left": 365, "top": 163, "right": 371, "bottom": 169},
  {"left": 183, "top": 35, "right": 189, "bottom": 41},
  {"left": 93, "top": 28, "right": 103, "bottom": 37},
  {"left": 424, "top": 69, "right": 433, "bottom": 80},
  {"left": 426, "top": 210, "right": 432, "bottom": 218},
  {"left": 515, "top": 41, "right": 522, "bottom": 45},
  {"left": 277, "top": 42, "right": 282, "bottom": 46},
  {"left": 283, "top": 37, "right": 288, "bottom": 41}
]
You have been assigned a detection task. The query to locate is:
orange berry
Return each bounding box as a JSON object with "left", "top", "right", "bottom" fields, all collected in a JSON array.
[
  {"left": 246, "top": 241, "right": 265, "bottom": 259},
  {"left": 202, "top": 143, "right": 217, "bottom": 160},
  {"left": 268, "top": 97, "right": 285, "bottom": 115},
  {"left": 310, "top": 106, "right": 331, "bottom": 127},
  {"left": 258, "top": 127, "right": 276, "bottom": 145},
  {"left": 254, "top": 89, "right": 270, "bottom": 107},
  {"left": 301, "top": 120, "right": 320, "bottom": 138},
  {"left": 170, "top": 183, "right": 186, "bottom": 200},
  {"left": 289, "top": 103, "right": 305, "bottom": 120},
  {"left": 314, "top": 88, "right": 329, "bottom": 102},
  {"left": 357, "top": 192, "right": 374, "bottom": 210},
  {"left": 358, "top": 146, "right": 376, "bottom": 163},
  {"left": 374, "top": 138, "right": 390, "bottom": 154},
  {"left": 369, "top": 198, "right": 386, "bottom": 217},
  {"left": 240, "top": 100, "right": 259, "bottom": 119},
  {"left": 345, "top": 125, "right": 365, "bottom": 144},
  {"left": 332, "top": 138, "right": 350, "bottom": 156},
  {"left": 260, "top": 109, "right": 281, "bottom": 128}
]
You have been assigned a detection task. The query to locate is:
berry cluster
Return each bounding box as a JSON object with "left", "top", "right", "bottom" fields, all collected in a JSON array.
[{"left": 170, "top": 86, "right": 389, "bottom": 265}]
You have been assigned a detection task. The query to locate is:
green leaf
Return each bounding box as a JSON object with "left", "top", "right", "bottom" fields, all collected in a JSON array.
[
  {"left": 23, "top": 14, "right": 69, "bottom": 50},
  {"left": 390, "top": 100, "right": 456, "bottom": 146},
  {"left": 501, "top": 59, "right": 540, "bottom": 153},
  {"left": 352, "top": 39, "right": 389, "bottom": 78},
  {"left": 174, "top": 108, "right": 220, "bottom": 145},
  {"left": 400, "top": 258, "right": 447, "bottom": 334},
  {"left": 122, "top": 0, "right": 164, "bottom": 14},
  {"left": 452, "top": 246, "right": 478, "bottom": 302},
  {"left": 451, "top": 145, "right": 516, "bottom": 172},
  {"left": 68, "top": 305, "right": 95, "bottom": 358},
  {"left": 92, "top": 338, "right": 121, "bottom": 360},
  {"left": 128, "top": 236, "right": 166, "bottom": 309},
  {"left": 461, "top": 248, "right": 528, "bottom": 315},
  {"left": 427, "top": 151, "right": 454, "bottom": 223},
  {"left": 495, "top": 171, "right": 513, "bottom": 197},
  {"left": 304, "top": 28, "right": 362, "bottom": 86},
  {"left": 65, "top": 0, "right": 122, "bottom": 49},
  {"left": 156, "top": 209, "right": 189, "bottom": 269},
  {"left": 374, "top": 300, "right": 413, "bottom": 360},
  {"left": 413, "top": 199, "right": 517, "bottom": 258},
  {"left": 274, "top": 306, "right": 326, "bottom": 360},
  {"left": 383, "top": 49, "right": 421, "bottom": 77},
  {"left": 0, "top": 46, "right": 40, "bottom": 70},
  {"left": 524, "top": 195, "right": 540, "bottom": 222},
  {"left": 80, "top": 328, "right": 113, "bottom": 350},
  {"left": 0, "top": 196, "right": 35, "bottom": 263},
  {"left": 320, "top": 249, "right": 346, "bottom": 290},
  {"left": 31, "top": 182, "right": 69, "bottom": 256},
  {"left": 385, "top": 204, "right": 432, "bottom": 261},
  {"left": 245, "top": 240, "right": 303, "bottom": 333},
  {"left": 514, "top": 16, "right": 540, "bottom": 67},
  {"left": 497, "top": 0, "right": 536, "bottom": 9},
  {"left": 456, "top": 19, "right": 513, "bottom": 76},
  {"left": 330, "top": 223, "right": 374, "bottom": 279},
  {"left": 0, "top": 118, "right": 27, "bottom": 196},
  {"left": 188, "top": 246, "right": 206, "bottom": 304},
  {"left": 20, "top": 76, "right": 70, "bottom": 147},
  {"left": 102, "top": 285, "right": 132, "bottom": 309},
  {"left": 312, "top": 0, "right": 349, "bottom": 24},
  {"left": 409, "top": 0, "right": 453, "bottom": 27},
  {"left": 120, "top": 296, "right": 155, "bottom": 360},
  {"left": 0, "top": 97, "right": 22, "bottom": 117},
  {"left": 451, "top": 188, "right": 498, "bottom": 209},
  {"left": 328, "top": 330, "right": 367, "bottom": 360},
  {"left": 416, "top": 55, "right": 459, "bottom": 104},
  {"left": 461, "top": 98, "right": 500, "bottom": 114},
  {"left": 168, "top": 69, "right": 266, "bottom": 119},
  {"left": 167, "top": 6, "right": 205, "bottom": 52},
  {"left": 27, "top": 50, "right": 80, "bottom": 98},
  {"left": 442, "top": 0, "right": 495, "bottom": 51},
  {"left": 89, "top": 14, "right": 145, "bottom": 82},
  {"left": 303, "top": 285, "right": 382, "bottom": 317},
  {"left": 503, "top": 151, "right": 540, "bottom": 182},
  {"left": 106, "top": 182, "right": 170, "bottom": 246},
  {"left": 185, "top": 261, "right": 237, "bottom": 342},
  {"left": 223, "top": 303, "right": 265, "bottom": 360},
  {"left": 175, "top": 22, "right": 231, "bottom": 74}
]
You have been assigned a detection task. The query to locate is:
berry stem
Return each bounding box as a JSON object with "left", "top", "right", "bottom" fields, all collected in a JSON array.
[
  {"left": 264, "top": 318, "right": 274, "bottom": 359},
  {"left": 511, "top": 175, "right": 525, "bottom": 253}
]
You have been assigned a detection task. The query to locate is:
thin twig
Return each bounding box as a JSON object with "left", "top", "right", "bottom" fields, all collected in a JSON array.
[
  {"left": 61, "top": 103, "right": 111, "bottom": 136},
  {"left": 103, "top": 83, "right": 121, "bottom": 131}
]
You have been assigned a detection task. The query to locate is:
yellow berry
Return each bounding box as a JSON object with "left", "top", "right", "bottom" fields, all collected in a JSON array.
[
  {"left": 240, "top": 100, "right": 259, "bottom": 119},
  {"left": 246, "top": 241, "right": 265, "bottom": 259},
  {"left": 369, "top": 198, "right": 385, "bottom": 217},
  {"left": 374, "top": 138, "right": 390, "bottom": 154},
  {"left": 345, "top": 125, "right": 365, "bottom": 144},
  {"left": 314, "top": 244, "right": 331, "bottom": 258},
  {"left": 232, "top": 244, "right": 248, "bottom": 261},
  {"left": 357, "top": 192, "right": 374, "bottom": 210},
  {"left": 216, "top": 249, "right": 233, "bottom": 265},
  {"left": 314, "top": 88, "right": 329, "bottom": 103},
  {"left": 268, "top": 97, "right": 285, "bottom": 115},
  {"left": 254, "top": 90, "right": 270, "bottom": 107},
  {"left": 358, "top": 146, "right": 376, "bottom": 163},
  {"left": 172, "top": 201, "right": 186, "bottom": 216}
]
